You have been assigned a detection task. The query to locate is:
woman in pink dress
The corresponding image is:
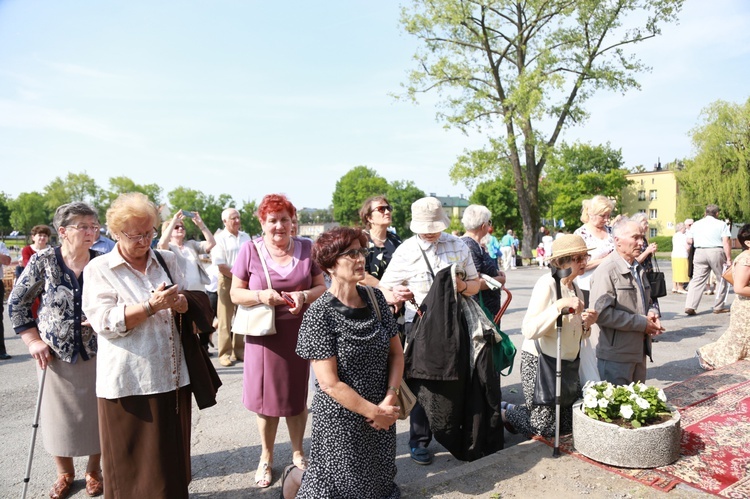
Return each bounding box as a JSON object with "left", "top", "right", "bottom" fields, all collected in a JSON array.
[{"left": 230, "top": 194, "right": 326, "bottom": 488}]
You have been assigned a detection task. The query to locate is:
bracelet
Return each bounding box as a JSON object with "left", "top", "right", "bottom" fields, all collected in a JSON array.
[
  {"left": 387, "top": 385, "right": 400, "bottom": 396},
  {"left": 142, "top": 300, "right": 155, "bottom": 316},
  {"left": 302, "top": 290, "right": 308, "bottom": 304},
  {"left": 256, "top": 290, "right": 262, "bottom": 305}
]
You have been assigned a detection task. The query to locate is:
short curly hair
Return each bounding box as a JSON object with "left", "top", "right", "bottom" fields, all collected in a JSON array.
[
  {"left": 312, "top": 227, "right": 368, "bottom": 271},
  {"left": 30, "top": 224, "right": 52, "bottom": 237},
  {"left": 257, "top": 193, "right": 296, "bottom": 222}
]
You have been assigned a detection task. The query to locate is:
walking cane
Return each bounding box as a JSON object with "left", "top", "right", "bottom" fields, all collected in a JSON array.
[
  {"left": 550, "top": 265, "right": 573, "bottom": 458},
  {"left": 21, "top": 367, "right": 47, "bottom": 499}
]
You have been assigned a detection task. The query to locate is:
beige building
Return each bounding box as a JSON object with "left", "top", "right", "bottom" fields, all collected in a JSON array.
[
  {"left": 621, "top": 170, "right": 678, "bottom": 237},
  {"left": 435, "top": 194, "right": 470, "bottom": 221}
]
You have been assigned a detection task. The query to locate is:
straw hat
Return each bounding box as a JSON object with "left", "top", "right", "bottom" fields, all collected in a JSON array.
[
  {"left": 409, "top": 197, "right": 450, "bottom": 234},
  {"left": 547, "top": 234, "right": 593, "bottom": 261}
]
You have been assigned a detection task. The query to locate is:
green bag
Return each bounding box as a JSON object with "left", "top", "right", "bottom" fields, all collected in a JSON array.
[{"left": 479, "top": 293, "right": 516, "bottom": 376}]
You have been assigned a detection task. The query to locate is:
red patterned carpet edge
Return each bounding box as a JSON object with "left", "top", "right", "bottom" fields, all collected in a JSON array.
[{"left": 535, "top": 360, "right": 750, "bottom": 495}]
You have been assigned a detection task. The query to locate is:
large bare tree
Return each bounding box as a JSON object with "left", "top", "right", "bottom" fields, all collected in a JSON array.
[{"left": 400, "top": 0, "right": 683, "bottom": 255}]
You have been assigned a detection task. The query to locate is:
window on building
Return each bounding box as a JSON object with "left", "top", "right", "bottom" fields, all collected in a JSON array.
[
  {"left": 638, "top": 190, "right": 646, "bottom": 201},
  {"left": 650, "top": 228, "right": 657, "bottom": 238},
  {"left": 649, "top": 190, "right": 657, "bottom": 200},
  {"left": 649, "top": 209, "right": 657, "bottom": 219}
]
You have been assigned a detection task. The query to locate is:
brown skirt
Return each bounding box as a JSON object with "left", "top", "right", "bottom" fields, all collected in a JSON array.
[{"left": 98, "top": 387, "right": 192, "bottom": 499}]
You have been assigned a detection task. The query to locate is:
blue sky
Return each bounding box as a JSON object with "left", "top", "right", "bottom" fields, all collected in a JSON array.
[{"left": 1, "top": 0, "right": 749, "bottom": 211}]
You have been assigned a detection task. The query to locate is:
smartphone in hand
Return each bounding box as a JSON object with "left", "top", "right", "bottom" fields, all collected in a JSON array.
[
  {"left": 281, "top": 292, "right": 296, "bottom": 307},
  {"left": 181, "top": 210, "right": 195, "bottom": 218}
]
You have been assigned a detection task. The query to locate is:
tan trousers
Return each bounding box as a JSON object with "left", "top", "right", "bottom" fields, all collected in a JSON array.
[{"left": 217, "top": 274, "right": 244, "bottom": 361}]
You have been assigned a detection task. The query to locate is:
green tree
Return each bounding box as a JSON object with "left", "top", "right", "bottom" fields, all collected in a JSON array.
[
  {"left": 400, "top": 0, "right": 683, "bottom": 257},
  {"left": 100, "top": 176, "right": 162, "bottom": 214},
  {"left": 469, "top": 176, "right": 520, "bottom": 234},
  {"left": 332, "top": 166, "right": 389, "bottom": 226},
  {"left": 677, "top": 98, "right": 750, "bottom": 223},
  {"left": 542, "top": 142, "right": 630, "bottom": 228},
  {"left": 239, "top": 199, "right": 261, "bottom": 238},
  {"left": 10, "top": 192, "right": 49, "bottom": 237},
  {"left": 203, "top": 194, "right": 236, "bottom": 235},
  {"left": 386, "top": 180, "right": 426, "bottom": 238},
  {"left": 0, "top": 192, "right": 12, "bottom": 235},
  {"left": 44, "top": 172, "right": 100, "bottom": 212},
  {"left": 166, "top": 188, "right": 236, "bottom": 239}
]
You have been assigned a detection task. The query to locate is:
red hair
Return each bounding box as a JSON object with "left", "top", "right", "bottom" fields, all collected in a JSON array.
[
  {"left": 256, "top": 193, "right": 296, "bottom": 222},
  {"left": 313, "top": 227, "right": 368, "bottom": 271}
]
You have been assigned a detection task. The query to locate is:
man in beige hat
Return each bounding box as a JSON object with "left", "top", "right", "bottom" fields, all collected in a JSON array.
[
  {"left": 379, "top": 196, "right": 481, "bottom": 465},
  {"left": 590, "top": 217, "right": 664, "bottom": 385}
]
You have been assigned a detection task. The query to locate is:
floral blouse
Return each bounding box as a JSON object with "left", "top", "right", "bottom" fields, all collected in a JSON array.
[
  {"left": 365, "top": 230, "right": 402, "bottom": 281},
  {"left": 9, "top": 246, "right": 98, "bottom": 363}
]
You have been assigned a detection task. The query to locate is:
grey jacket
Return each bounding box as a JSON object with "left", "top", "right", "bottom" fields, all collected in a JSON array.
[{"left": 590, "top": 252, "right": 656, "bottom": 364}]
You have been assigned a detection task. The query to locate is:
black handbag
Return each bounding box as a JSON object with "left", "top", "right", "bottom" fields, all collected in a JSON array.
[
  {"left": 646, "top": 259, "right": 667, "bottom": 299},
  {"left": 532, "top": 339, "right": 580, "bottom": 407}
]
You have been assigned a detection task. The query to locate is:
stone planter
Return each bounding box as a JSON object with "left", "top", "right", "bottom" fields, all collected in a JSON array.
[{"left": 572, "top": 403, "right": 681, "bottom": 468}]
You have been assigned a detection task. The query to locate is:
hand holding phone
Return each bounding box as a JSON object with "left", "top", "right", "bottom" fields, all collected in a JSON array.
[
  {"left": 181, "top": 210, "right": 195, "bottom": 218},
  {"left": 281, "top": 291, "right": 296, "bottom": 307}
]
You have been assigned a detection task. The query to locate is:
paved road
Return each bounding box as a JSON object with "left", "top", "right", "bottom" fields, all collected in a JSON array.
[{"left": 0, "top": 260, "right": 733, "bottom": 497}]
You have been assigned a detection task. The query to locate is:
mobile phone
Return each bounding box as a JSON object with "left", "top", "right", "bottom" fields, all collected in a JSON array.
[
  {"left": 181, "top": 210, "right": 195, "bottom": 218},
  {"left": 281, "top": 292, "right": 296, "bottom": 307},
  {"left": 164, "top": 283, "right": 176, "bottom": 290}
]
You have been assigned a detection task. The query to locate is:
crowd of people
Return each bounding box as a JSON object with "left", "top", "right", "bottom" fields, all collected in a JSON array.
[{"left": 2, "top": 191, "right": 747, "bottom": 498}]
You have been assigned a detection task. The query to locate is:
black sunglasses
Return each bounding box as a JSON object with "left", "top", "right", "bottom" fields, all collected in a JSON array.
[
  {"left": 338, "top": 248, "right": 369, "bottom": 259},
  {"left": 371, "top": 205, "right": 392, "bottom": 214}
]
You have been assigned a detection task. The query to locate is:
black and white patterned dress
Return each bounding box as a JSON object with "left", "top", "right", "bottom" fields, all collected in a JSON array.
[{"left": 295, "top": 287, "right": 400, "bottom": 499}]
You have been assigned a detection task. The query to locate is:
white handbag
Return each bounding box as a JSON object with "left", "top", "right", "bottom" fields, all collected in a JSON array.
[{"left": 232, "top": 240, "right": 276, "bottom": 336}]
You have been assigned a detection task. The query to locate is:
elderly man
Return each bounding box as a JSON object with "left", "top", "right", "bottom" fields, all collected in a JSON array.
[
  {"left": 211, "top": 208, "right": 250, "bottom": 366},
  {"left": 379, "top": 196, "right": 480, "bottom": 465},
  {"left": 590, "top": 217, "right": 664, "bottom": 385},
  {"left": 684, "top": 205, "right": 732, "bottom": 316}
]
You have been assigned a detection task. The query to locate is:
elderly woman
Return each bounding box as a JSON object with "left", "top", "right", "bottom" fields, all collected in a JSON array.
[
  {"left": 230, "top": 193, "right": 326, "bottom": 488},
  {"left": 83, "top": 193, "right": 191, "bottom": 499},
  {"left": 10, "top": 203, "right": 102, "bottom": 498},
  {"left": 631, "top": 212, "right": 660, "bottom": 315},
  {"left": 460, "top": 204, "right": 506, "bottom": 317},
  {"left": 21, "top": 224, "right": 52, "bottom": 268},
  {"left": 697, "top": 224, "right": 750, "bottom": 370},
  {"left": 280, "top": 226, "right": 402, "bottom": 498},
  {"left": 158, "top": 210, "right": 216, "bottom": 352},
  {"left": 379, "top": 196, "right": 480, "bottom": 466},
  {"left": 503, "top": 235, "right": 598, "bottom": 437},
  {"left": 574, "top": 195, "right": 615, "bottom": 384},
  {"left": 671, "top": 222, "right": 689, "bottom": 293},
  {"left": 359, "top": 195, "right": 402, "bottom": 287}
]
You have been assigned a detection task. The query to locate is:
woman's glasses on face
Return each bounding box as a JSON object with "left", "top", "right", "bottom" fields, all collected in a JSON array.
[
  {"left": 371, "top": 205, "right": 392, "bottom": 214},
  {"left": 338, "top": 248, "right": 369, "bottom": 259},
  {"left": 66, "top": 224, "right": 101, "bottom": 233},
  {"left": 121, "top": 229, "right": 156, "bottom": 243},
  {"left": 571, "top": 254, "right": 590, "bottom": 264}
]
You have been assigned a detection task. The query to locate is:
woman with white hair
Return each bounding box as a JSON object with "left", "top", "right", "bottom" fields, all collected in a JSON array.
[{"left": 461, "top": 204, "right": 506, "bottom": 316}]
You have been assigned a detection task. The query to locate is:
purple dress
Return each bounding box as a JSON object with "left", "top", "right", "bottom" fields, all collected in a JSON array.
[{"left": 232, "top": 237, "right": 322, "bottom": 417}]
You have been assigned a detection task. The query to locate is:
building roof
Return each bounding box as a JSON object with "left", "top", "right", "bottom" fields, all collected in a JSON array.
[{"left": 435, "top": 195, "right": 470, "bottom": 208}]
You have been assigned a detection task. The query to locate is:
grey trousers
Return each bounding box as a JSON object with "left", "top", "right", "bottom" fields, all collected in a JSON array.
[{"left": 685, "top": 248, "right": 729, "bottom": 311}]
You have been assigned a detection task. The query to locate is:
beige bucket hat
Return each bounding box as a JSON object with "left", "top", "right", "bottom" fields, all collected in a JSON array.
[
  {"left": 409, "top": 197, "right": 450, "bottom": 234},
  {"left": 548, "top": 234, "right": 594, "bottom": 260}
]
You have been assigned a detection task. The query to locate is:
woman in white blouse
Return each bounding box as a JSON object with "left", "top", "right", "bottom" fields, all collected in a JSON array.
[
  {"left": 83, "top": 193, "right": 191, "bottom": 499},
  {"left": 503, "top": 235, "right": 598, "bottom": 437}
]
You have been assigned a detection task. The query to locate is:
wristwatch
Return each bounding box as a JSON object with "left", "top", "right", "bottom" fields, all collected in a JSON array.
[{"left": 387, "top": 385, "right": 400, "bottom": 396}]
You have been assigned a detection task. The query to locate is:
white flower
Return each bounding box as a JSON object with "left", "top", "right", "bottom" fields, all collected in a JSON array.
[
  {"left": 657, "top": 389, "right": 667, "bottom": 402},
  {"left": 598, "top": 398, "right": 609, "bottom": 409},
  {"left": 620, "top": 404, "right": 634, "bottom": 419},
  {"left": 626, "top": 382, "right": 636, "bottom": 392},
  {"left": 584, "top": 387, "right": 598, "bottom": 398},
  {"left": 635, "top": 397, "right": 650, "bottom": 410},
  {"left": 603, "top": 386, "right": 614, "bottom": 398},
  {"left": 582, "top": 380, "right": 595, "bottom": 391},
  {"left": 583, "top": 395, "right": 598, "bottom": 408}
]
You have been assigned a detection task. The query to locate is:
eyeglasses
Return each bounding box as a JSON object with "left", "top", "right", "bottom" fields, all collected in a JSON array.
[
  {"left": 371, "top": 205, "right": 392, "bottom": 214},
  {"left": 571, "top": 255, "right": 590, "bottom": 264},
  {"left": 121, "top": 229, "right": 156, "bottom": 243},
  {"left": 66, "top": 224, "right": 101, "bottom": 233},
  {"left": 338, "top": 248, "right": 368, "bottom": 259},
  {"left": 486, "top": 220, "right": 493, "bottom": 226}
]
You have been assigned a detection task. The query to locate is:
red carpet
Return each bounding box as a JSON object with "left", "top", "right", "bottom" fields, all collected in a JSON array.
[{"left": 537, "top": 360, "right": 750, "bottom": 496}]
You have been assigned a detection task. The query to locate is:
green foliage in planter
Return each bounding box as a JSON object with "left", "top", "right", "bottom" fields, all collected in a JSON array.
[{"left": 582, "top": 381, "right": 671, "bottom": 428}]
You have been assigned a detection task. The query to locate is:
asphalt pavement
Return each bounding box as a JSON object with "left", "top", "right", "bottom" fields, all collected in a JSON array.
[{"left": 0, "top": 258, "right": 732, "bottom": 497}]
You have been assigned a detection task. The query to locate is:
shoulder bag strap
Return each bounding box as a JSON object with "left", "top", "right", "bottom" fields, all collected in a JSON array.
[
  {"left": 153, "top": 250, "right": 174, "bottom": 285},
  {"left": 419, "top": 245, "right": 435, "bottom": 279},
  {"left": 252, "top": 239, "right": 273, "bottom": 290},
  {"left": 363, "top": 285, "right": 382, "bottom": 322}
]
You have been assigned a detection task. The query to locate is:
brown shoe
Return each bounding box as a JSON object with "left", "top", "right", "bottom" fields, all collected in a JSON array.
[
  {"left": 713, "top": 308, "right": 730, "bottom": 314},
  {"left": 85, "top": 470, "right": 103, "bottom": 497},
  {"left": 50, "top": 473, "right": 74, "bottom": 499},
  {"left": 685, "top": 308, "right": 697, "bottom": 316}
]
